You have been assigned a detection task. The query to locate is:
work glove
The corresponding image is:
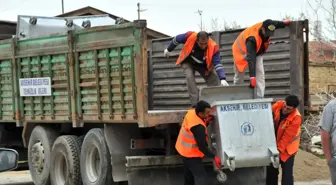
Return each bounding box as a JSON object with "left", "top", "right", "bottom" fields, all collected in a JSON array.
[
  {"left": 163, "top": 49, "right": 171, "bottom": 58},
  {"left": 214, "top": 156, "right": 222, "bottom": 168},
  {"left": 220, "top": 79, "right": 229, "bottom": 86},
  {"left": 205, "top": 115, "right": 213, "bottom": 125},
  {"left": 249, "top": 77, "right": 256, "bottom": 88},
  {"left": 283, "top": 19, "right": 291, "bottom": 25}
]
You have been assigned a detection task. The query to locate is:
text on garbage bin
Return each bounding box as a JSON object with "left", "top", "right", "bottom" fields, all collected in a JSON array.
[{"left": 220, "top": 103, "right": 269, "bottom": 112}]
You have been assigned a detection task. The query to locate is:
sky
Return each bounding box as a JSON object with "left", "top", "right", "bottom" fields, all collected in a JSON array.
[{"left": 0, "top": 0, "right": 328, "bottom": 37}]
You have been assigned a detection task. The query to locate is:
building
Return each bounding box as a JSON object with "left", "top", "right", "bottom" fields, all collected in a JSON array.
[
  {"left": 309, "top": 40, "right": 336, "bottom": 107},
  {"left": 309, "top": 41, "right": 336, "bottom": 93},
  {"left": 0, "top": 20, "right": 16, "bottom": 40}
]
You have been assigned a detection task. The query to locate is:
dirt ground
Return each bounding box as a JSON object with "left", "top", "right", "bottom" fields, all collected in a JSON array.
[
  {"left": 0, "top": 150, "right": 332, "bottom": 185},
  {"left": 293, "top": 149, "right": 331, "bottom": 181},
  {"left": 0, "top": 170, "right": 32, "bottom": 185}
]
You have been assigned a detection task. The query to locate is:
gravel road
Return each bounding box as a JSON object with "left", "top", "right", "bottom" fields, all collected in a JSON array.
[{"left": 0, "top": 170, "right": 332, "bottom": 185}]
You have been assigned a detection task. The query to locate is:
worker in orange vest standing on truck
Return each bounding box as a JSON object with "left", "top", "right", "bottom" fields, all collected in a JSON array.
[
  {"left": 175, "top": 100, "right": 222, "bottom": 185},
  {"left": 232, "top": 19, "right": 291, "bottom": 98},
  {"left": 164, "top": 31, "right": 228, "bottom": 107},
  {"left": 266, "top": 95, "right": 302, "bottom": 185}
]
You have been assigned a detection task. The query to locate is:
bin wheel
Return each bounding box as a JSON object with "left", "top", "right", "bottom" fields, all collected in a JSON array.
[
  {"left": 226, "top": 159, "right": 236, "bottom": 171},
  {"left": 216, "top": 170, "right": 227, "bottom": 183}
]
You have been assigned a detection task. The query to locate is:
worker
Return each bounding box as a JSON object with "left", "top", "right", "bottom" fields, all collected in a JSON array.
[
  {"left": 318, "top": 99, "right": 336, "bottom": 185},
  {"left": 175, "top": 100, "right": 222, "bottom": 185},
  {"left": 266, "top": 95, "right": 301, "bottom": 185},
  {"left": 232, "top": 19, "right": 291, "bottom": 98},
  {"left": 164, "top": 31, "right": 228, "bottom": 107}
]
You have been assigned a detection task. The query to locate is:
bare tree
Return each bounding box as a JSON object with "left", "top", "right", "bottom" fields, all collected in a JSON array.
[
  {"left": 283, "top": 1, "right": 336, "bottom": 72},
  {"left": 208, "top": 17, "right": 242, "bottom": 32},
  {"left": 302, "top": 0, "right": 336, "bottom": 42}
]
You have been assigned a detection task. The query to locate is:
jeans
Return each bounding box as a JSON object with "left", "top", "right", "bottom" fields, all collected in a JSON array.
[
  {"left": 266, "top": 155, "right": 295, "bottom": 185},
  {"left": 182, "top": 157, "right": 207, "bottom": 185}
]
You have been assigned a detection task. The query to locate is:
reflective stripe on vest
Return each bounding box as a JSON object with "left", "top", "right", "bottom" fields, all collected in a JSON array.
[
  {"left": 272, "top": 101, "right": 301, "bottom": 162},
  {"left": 175, "top": 109, "right": 207, "bottom": 158},
  {"left": 232, "top": 22, "right": 269, "bottom": 73},
  {"left": 235, "top": 34, "right": 247, "bottom": 61},
  {"left": 180, "top": 129, "right": 198, "bottom": 148}
]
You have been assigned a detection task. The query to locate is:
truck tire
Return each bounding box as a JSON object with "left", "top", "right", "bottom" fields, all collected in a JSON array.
[
  {"left": 50, "top": 135, "right": 83, "bottom": 185},
  {"left": 28, "top": 126, "right": 59, "bottom": 185},
  {"left": 80, "top": 128, "right": 113, "bottom": 185}
]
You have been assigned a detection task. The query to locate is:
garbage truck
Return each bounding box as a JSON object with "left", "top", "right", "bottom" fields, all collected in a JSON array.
[{"left": 0, "top": 17, "right": 309, "bottom": 185}]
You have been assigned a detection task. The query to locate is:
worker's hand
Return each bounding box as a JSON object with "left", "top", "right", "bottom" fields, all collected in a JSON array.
[
  {"left": 249, "top": 77, "right": 256, "bottom": 88},
  {"left": 220, "top": 80, "right": 229, "bottom": 86},
  {"left": 283, "top": 19, "right": 291, "bottom": 25},
  {"left": 164, "top": 49, "right": 171, "bottom": 58},
  {"left": 214, "top": 156, "right": 222, "bottom": 168},
  {"left": 205, "top": 115, "right": 213, "bottom": 125}
]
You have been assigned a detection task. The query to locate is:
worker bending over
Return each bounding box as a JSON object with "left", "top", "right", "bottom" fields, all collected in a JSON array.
[
  {"left": 175, "top": 100, "right": 222, "bottom": 185},
  {"left": 164, "top": 31, "right": 228, "bottom": 107},
  {"left": 232, "top": 19, "right": 291, "bottom": 98},
  {"left": 266, "top": 95, "right": 301, "bottom": 185}
]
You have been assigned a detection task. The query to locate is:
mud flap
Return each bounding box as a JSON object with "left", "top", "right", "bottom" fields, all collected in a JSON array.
[{"left": 125, "top": 155, "right": 267, "bottom": 185}]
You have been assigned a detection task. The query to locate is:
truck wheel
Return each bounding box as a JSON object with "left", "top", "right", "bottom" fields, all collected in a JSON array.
[
  {"left": 50, "top": 135, "right": 82, "bottom": 185},
  {"left": 80, "top": 128, "right": 113, "bottom": 185},
  {"left": 28, "top": 126, "right": 59, "bottom": 185}
]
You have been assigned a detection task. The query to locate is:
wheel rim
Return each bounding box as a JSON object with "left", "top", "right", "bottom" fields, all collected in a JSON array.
[
  {"left": 54, "top": 152, "right": 68, "bottom": 185},
  {"left": 30, "top": 141, "right": 45, "bottom": 174},
  {"left": 86, "top": 146, "right": 100, "bottom": 182}
]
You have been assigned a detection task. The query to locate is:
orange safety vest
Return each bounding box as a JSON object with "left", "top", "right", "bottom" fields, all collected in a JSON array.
[
  {"left": 232, "top": 22, "right": 270, "bottom": 73},
  {"left": 272, "top": 101, "right": 301, "bottom": 162},
  {"left": 175, "top": 109, "right": 208, "bottom": 158},
  {"left": 175, "top": 32, "right": 218, "bottom": 76}
]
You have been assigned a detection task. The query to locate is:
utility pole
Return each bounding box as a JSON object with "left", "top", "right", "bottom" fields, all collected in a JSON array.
[
  {"left": 61, "top": 0, "right": 64, "bottom": 14},
  {"left": 195, "top": 9, "right": 203, "bottom": 30},
  {"left": 137, "top": 2, "right": 147, "bottom": 20}
]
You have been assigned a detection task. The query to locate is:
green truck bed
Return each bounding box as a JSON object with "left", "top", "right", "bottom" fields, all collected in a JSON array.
[{"left": 0, "top": 21, "right": 155, "bottom": 127}]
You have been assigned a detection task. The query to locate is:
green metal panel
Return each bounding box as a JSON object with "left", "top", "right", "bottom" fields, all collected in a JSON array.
[
  {"left": 74, "top": 24, "right": 139, "bottom": 121},
  {"left": 0, "top": 59, "right": 15, "bottom": 121},
  {"left": 0, "top": 40, "right": 15, "bottom": 122},
  {"left": 76, "top": 46, "right": 137, "bottom": 120},
  {"left": 17, "top": 35, "right": 71, "bottom": 122},
  {"left": 0, "top": 22, "right": 143, "bottom": 124}
]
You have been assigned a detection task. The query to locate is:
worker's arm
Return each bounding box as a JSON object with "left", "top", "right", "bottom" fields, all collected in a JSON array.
[
  {"left": 265, "top": 19, "right": 290, "bottom": 29},
  {"left": 277, "top": 116, "right": 301, "bottom": 154},
  {"left": 166, "top": 31, "right": 194, "bottom": 52},
  {"left": 212, "top": 46, "right": 226, "bottom": 80},
  {"left": 245, "top": 36, "right": 257, "bottom": 77},
  {"left": 190, "top": 124, "right": 215, "bottom": 158},
  {"left": 318, "top": 103, "right": 334, "bottom": 161}
]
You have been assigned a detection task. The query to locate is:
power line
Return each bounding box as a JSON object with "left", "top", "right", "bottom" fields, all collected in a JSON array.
[
  {"left": 137, "top": 2, "right": 147, "bottom": 20},
  {"left": 61, "top": 0, "right": 64, "bottom": 14},
  {"left": 195, "top": 9, "right": 203, "bottom": 30}
]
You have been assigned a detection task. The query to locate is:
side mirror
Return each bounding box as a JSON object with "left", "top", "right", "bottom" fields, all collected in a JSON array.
[{"left": 0, "top": 148, "right": 19, "bottom": 172}]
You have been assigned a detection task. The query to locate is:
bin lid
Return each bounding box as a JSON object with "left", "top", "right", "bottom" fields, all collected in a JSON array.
[{"left": 199, "top": 85, "right": 255, "bottom": 106}]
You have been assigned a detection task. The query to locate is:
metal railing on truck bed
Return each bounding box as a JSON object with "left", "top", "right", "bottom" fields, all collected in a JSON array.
[
  {"left": 148, "top": 20, "right": 310, "bottom": 116},
  {"left": 0, "top": 20, "right": 154, "bottom": 127}
]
